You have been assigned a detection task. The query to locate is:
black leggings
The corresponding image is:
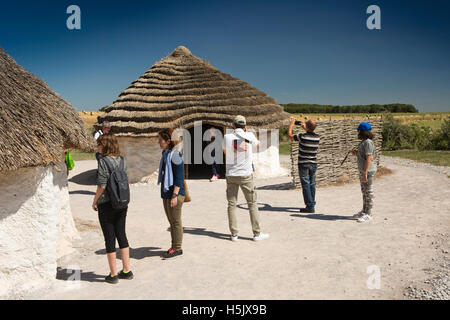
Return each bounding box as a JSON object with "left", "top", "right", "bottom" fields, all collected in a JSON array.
[{"left": 98, "top": 202, "right": 129, "bottom": 253}]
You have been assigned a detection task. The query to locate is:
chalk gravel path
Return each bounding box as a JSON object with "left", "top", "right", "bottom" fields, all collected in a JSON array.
[{"left": 29, "top": 156, "right": 449, "bottom": 299}]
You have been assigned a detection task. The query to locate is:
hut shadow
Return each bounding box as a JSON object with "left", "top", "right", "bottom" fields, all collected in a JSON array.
[
  {"left": 181, "top": 227, "right": 253, "bottom": 241},
  {"left": 69, "top": 169, "right": 97, "bottom": 186},
  {"left": 237, "top": 203, "right": 299, "bottom": 213},
  {"left": 69, "top": 190, "right": 96, "bottom": 195},
  {"left": 290, "top": 213, "right": 353, "bottom": 221},
  {"left": 256, "top": 182, "right": 294, "bottom": 190},
  {"left": 95, "top": 247, "right": 165, "bottom": 259},
  {"left": 56, "top": 267, "right": 104, "bottom": 283}
]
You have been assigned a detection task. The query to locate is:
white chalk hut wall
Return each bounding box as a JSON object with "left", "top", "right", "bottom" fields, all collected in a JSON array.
[
  {"left": 0, "top": 48, "right": 95, "bottom": 298},
  {"left": 95, "top": 46, "right": 291, "bottom": 181},
  {"left": 0, "top": 161, "right": 79, "bottom": 298}
]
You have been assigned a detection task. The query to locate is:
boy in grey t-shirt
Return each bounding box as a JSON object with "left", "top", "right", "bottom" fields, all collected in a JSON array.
[{"left": 352, "top": 122, "right": 377, "bottom": 223}]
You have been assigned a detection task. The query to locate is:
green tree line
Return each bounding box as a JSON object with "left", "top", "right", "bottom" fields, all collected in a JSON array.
[{"left": 282, "top": 103, "right": 418, "bottom": 114}]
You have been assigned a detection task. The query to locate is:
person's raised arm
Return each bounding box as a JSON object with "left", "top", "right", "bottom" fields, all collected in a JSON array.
[{"left": 288, "top": 118, "right": 296, "bottom": 141}]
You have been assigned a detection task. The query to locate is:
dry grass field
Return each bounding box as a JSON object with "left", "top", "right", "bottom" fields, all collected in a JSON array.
[
  {"left": 292, "top": 112, "right": 449, "bottom": 130},
  {"left": 78, "top": 111, "right": 102, "bottom": 132},
  {"left": 81, "top": 111, "right": 449, "bottom": 131}
]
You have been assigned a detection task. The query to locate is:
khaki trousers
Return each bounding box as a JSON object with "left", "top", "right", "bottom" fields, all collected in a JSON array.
[
  {"left": 226, "top": 174, "right": 261, "bottom": 236},
  {"left": 163, "top": 195, "right": 185, "bottom": 250}
]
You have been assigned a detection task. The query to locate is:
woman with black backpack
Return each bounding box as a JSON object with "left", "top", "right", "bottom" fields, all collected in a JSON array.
[{"left": 92, "top": 134, "right": 133, "bottom": 284}]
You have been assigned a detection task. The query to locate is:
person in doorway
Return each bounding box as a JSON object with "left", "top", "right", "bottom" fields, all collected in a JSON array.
[
  {"left": 288, "top": 118, "right": 320, "bottom": 213},
  {"left": 157, "top": 128, "right": 186, "bottom": 259},
  {"left": 92, "top": 134, "right": 133, "bottom": 284},
  {"left": 223, "top": 115, "right": 269, "bottom": 242},
  {"left": 209, "top": 126, "right": 220, "bottom": 182},
  {"left": 351, "top": 122, "right": 377, "bottom": 223}
]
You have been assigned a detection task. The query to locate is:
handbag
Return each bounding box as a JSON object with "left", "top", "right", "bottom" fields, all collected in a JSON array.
[{"left": 183, "top": 165, "right": 191, "bottom": 203}]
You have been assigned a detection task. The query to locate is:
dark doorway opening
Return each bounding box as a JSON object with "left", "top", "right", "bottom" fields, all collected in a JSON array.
[{"left": 185, "top": 123, "right": 225, "bottom": 179}]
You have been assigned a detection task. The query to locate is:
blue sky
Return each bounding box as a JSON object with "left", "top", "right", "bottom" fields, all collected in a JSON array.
[{"left": 1, "top": 0, "right": 449, "bottom": 112}]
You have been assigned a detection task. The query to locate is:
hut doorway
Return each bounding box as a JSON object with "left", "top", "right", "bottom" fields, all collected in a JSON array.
[{"left": 184, "top": 123, "right": 225, "bottom": 179}]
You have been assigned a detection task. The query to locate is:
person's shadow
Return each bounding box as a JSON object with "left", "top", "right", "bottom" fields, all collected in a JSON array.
[
  {"left": 238, "top": 202, "right": 353, "bottom": 220},
  {"left": 94, "top": 247, "right": 165, "bottom": 259},
  {"left": 237, "top": 202, "right": 299, "bottom": 213},
  {"left": 181, "top": 227, "right": 253, "bottom": 241},
  {"left": 256, "top": 182, "right": 294, "bottom": 190},
  {"left": 56, "top": 267, "right": 105, "bottom": 283},
  {"left": 69, "top": 190, "right": 96, "bottom": 195},
  {"left": 291, "top": 213, "right": 353, "bottom": 221}
]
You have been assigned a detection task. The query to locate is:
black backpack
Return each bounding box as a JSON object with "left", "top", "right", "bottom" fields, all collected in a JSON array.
[{"left": 102, "top": 156, "right": 130, "bottom": 209}]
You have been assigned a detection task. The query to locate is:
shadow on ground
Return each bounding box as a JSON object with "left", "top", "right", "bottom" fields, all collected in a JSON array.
[
  {"left": 291, "top": 213, "right": 353, "bottom": 221},
  {"left": 237, "top": 202, "right": 299, "bottom": 213},
  {"left": 238, "top": 202, "right": 354, "bottom": 220},
  {"left": 69, "top": 190, "right": 96, "bottom": 195},
  {"left": 69, "top": 169, "right": 97, "bottom": 186},
  {"left": 56, "top": 267, "right": 105, "bottom": 283},
  {"left": 181, "top": 227, "right": 253, "bottom": 241},
  {"left": 256, "top": 182, "right": 294, "bottom": 190},
  {"left": 94, "top": 247, "right": 165, "bottom": 259}
]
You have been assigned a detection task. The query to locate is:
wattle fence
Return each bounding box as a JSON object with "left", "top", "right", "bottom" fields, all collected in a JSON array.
[{"left": 290, "top": 118, "right": 383, "bottom": 187}]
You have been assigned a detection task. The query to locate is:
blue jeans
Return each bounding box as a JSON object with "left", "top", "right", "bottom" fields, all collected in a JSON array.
[
  {"left": 298, "top": 164, "right": 317, "bottom": 209},
  {"left": 211, "top": 148, "right": 217, "bottom": 176}
]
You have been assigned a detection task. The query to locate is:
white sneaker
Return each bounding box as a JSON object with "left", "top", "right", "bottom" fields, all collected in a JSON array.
[
  {"left": 352, "top": 210, "right": 365, "bottom": 219},
  {"left": 231, "top": 235, "right": 238, "bottom": 241},
  {"left": 253, "top": 233, "right": 270, "bottom": 241},
  {"left": 357, "top": 214, "right": 373, "bottom": 223}
]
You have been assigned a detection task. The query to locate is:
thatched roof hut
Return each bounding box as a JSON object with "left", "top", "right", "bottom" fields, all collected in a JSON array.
[
  {"left": 94, "top": 46, "right": 290, "bottom": 181},
  {"left": 0, "top": 47, "right": 94, "bottom": 299},
  {"left": 96, "top": 46, "right": 290, "bottom": 134},
  {"left": 0, "top": 47, "right": 94, "bottom": 173}
]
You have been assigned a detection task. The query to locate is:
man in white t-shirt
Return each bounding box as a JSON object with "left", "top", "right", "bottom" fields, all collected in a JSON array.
[
  {"left": 222, "top": 115, "right": 269, "bottom": 242},
  {"left": 94, "top": 121, "right": 111, "bottom": 140}
]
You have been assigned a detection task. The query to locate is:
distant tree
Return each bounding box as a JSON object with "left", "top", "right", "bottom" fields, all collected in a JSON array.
[{"left": 281, "top": 103, "right": 418, "bottom": 114}]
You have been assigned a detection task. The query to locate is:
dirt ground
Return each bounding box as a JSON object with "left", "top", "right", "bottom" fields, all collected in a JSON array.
[{"left": 28, "top": 156, "right": 449, "bottom": 300}]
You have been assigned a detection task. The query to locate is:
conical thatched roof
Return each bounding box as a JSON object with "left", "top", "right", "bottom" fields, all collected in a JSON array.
[
  {"left": 97, "top": 46, "right": 290, "bottom": 136},
  {"left": 0, "top": 48, "right": 95, "bottom": 173}
]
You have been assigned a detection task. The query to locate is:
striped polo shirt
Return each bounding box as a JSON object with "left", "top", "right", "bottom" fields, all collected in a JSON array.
[{"left": 294, "top": 132, "right": 320, "bottom": 164}]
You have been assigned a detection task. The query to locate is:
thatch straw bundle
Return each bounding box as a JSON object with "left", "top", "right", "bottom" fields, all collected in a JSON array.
[
  {"left": 290, "top": 119, "right": 383, "bottom": 187},
  {"left": 0, "top": 48, "right": 95, "bottom": 172},
  {"left": 96, "top": 46, "right": 290, "bottom": 135}
]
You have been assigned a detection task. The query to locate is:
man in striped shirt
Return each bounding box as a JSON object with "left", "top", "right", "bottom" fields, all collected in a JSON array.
[{"left": 288, "top": 118, "right": 320, "bottom": 213}]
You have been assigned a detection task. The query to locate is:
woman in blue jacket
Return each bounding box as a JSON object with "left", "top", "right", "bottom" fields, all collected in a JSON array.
[{"left": 157, "top": 128, "right": 186, "bottom": 259}]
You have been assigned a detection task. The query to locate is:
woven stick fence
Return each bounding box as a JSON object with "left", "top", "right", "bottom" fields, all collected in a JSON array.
[{"left": 290, "top": 118, "right": 383, "bottom": 188}]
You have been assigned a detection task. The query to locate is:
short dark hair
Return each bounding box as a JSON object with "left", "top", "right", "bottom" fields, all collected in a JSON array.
[
  {"left": 158, "top": 128, "right": 179, "bottom": 151},
  {"left": 358, "top": 130, "right": 374, "bottom": 140},
  {"left": 306, "top": 120, "right": 316, "bottom": 132}
]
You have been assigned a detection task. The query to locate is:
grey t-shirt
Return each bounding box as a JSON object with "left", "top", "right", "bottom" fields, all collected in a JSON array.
[
  {"left": 97, "top": 156, "right": 128, "bottom": 204},
  {"left": 357, "top": 139, "right": 377, "bottom": 173}
]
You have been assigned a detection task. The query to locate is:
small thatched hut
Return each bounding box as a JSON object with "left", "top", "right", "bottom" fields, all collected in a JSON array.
[
  {"left": 0, "top": 48, "right": 95, "bottom": 298},
  {"left": 96, "top": 46, "right": 290, "bottom": 182}
]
